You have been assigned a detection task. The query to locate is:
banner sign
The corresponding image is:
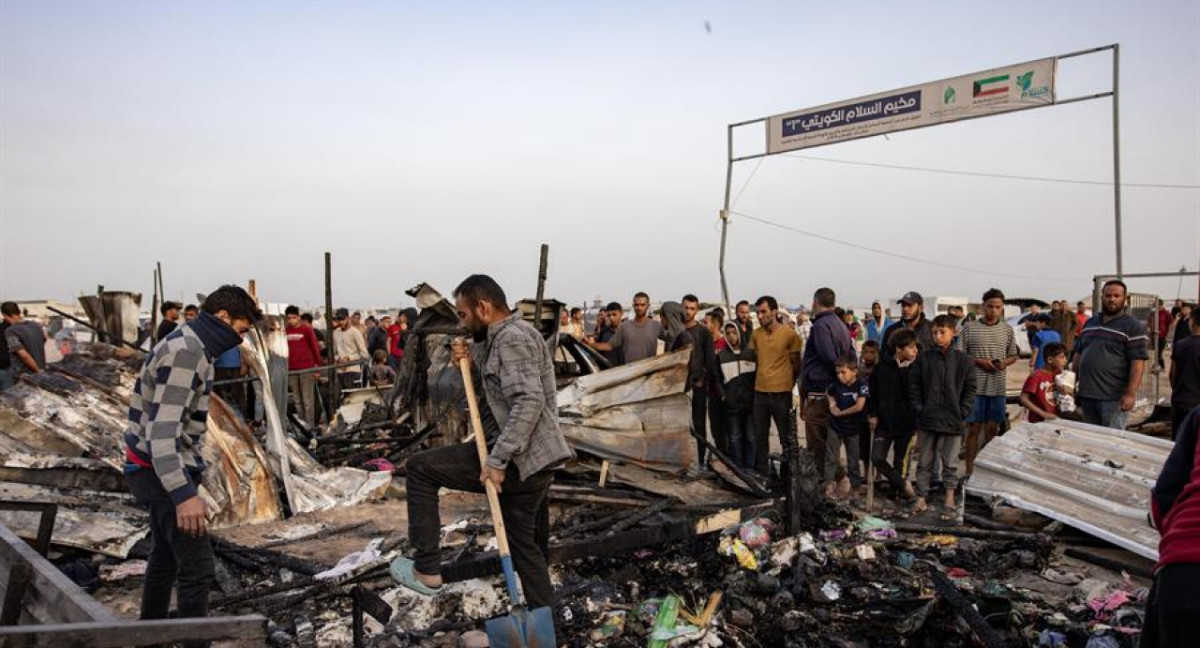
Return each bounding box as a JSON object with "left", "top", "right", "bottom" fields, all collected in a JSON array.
[{"left": 766, "top": 57, "right": 1057, "bottom": 154}]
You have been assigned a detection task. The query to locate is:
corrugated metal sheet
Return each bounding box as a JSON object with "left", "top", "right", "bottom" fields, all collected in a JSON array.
[{"left": 967, "top": 419, "right": 1170, "bottom": 561}]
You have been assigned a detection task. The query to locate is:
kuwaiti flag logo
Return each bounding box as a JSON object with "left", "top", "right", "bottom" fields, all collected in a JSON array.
[{"left": 972, "top": 74, "right": 1009, "bottom": 98}]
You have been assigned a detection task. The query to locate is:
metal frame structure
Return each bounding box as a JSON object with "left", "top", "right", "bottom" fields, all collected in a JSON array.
[{"left": 718, "top": 44, "right": 1123, "bottom": 309}]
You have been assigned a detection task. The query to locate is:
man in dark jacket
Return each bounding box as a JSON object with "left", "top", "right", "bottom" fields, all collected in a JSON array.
[
  {"left": 1145, "top": 405, "right": 1200, "bottom": 647},
  {"left": 882, "top": 292, "right": 934, "bottom": 358},
  {"left": 718, "top": 322, "right": 757, "bottom": 470},
  {"left": 681, "top": 294, "right": 716, "bottom": 468},
  {"left": 869, "top": 328, "right": 919, "bottom": 499},
  {"left": 800, "top": 288, "right": 856, "bottom": 484},
  {"left": 907, "top": 315, "right": 976, "bottom": 515}
]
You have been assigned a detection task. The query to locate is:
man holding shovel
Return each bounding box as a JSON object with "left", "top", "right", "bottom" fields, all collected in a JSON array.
[{"left": 392, "top": 274, "right": 574, "bottom": 611}]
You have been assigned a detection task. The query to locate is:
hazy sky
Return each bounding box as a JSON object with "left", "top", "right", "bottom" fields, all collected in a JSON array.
[{"left": 2, "top": 0, "right": 1197, "bottom": 311}]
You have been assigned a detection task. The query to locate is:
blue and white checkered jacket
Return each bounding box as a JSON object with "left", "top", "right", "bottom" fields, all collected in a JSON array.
[{"left": 124, "top": 311, "right": 243, "bottom": 504}]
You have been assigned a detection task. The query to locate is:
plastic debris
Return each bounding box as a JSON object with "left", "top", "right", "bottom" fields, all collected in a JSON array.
[
  {"left": 769, "top": 536, "right": 799, "bottom": 568},
  {"left": 896, "top": 552, "right": 916, "bottom": 568},
  {"left": 797, "top": 532, "right": 817, "bottom": 554},
  {"left": 853, "top": 544, "right": 877, "bottom": 561},
  {"left": 647, "top": 594, "right": 683, "bottom": 648},
  {"left": 1084, "top": 634, "right": 1120, "bottom": 648},
  {"left": 855, "top": 516, "right": 894, "bottom": 532},
  {"left": 1038, "top": 629, "right": 1068, "bottom": 647},
  {"left": 738, "top": 518, "right": 772, "bottom": 549},
  {"left": 589, "top": 611, "right": 626, "bottom": 642},
  {"left": 313, "top": 538, "right": 382, "bottom": 580},
  {"left": 811, "top": 579, "right": 842, "bottom": 603},
  {"left": 946, "top": 567, "right": 970, "bottom": 579},
  {"left": 718, "top": 536, "right": 758, "bottom": 571}
]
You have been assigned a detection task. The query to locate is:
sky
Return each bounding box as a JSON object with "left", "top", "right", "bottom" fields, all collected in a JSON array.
[{"left": 2, "top": 0, "right": 1198, "bottom": 312}]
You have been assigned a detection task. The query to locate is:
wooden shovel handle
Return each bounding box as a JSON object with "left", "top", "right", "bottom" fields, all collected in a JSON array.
[{"left": 460, "top": 357, "right": 512, "bottom": 561}]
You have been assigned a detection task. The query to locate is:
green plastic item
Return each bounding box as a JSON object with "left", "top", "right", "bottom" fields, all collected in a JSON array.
[{"left": 646, "top": 594, "right": 681, "bottom": 648}]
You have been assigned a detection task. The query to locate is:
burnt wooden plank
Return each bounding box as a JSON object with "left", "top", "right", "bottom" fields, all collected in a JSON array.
[
  {"left": 0, "top": 616, "right": 267, "bottom": 648},
  {"left": 0, "top": 523, "right": 114, "bottom": 625}
]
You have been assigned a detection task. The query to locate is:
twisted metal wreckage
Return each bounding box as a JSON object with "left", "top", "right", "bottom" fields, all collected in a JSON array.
[{"left": 0, "top": 284, "right": 1170, "bottom": 647}]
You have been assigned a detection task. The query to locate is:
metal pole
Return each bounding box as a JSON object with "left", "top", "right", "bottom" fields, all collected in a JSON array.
[
  {"left": 719, "top": 124, "right": 734, "bottom": 311},
  {"left": 324, "top": 252, "right": 338, "bottom": 414},
  {"left": 1111, "top": 43, "right": 1123, "bottom": 278}
]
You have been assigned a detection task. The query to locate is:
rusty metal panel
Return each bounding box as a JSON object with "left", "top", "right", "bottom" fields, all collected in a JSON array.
[{"left": 967, "top": 419, "right": 1169, "bottom": 560}]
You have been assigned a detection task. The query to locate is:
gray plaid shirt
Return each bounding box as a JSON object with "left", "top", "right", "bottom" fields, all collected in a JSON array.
[{"left": 475, "top": 312, "right": 573, "bottom": 480}]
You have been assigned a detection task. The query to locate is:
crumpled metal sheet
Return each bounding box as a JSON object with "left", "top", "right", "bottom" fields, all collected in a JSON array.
[
  {"left": 201, "top": 395, "right": 283, "bottom": 529},
  {"left": 0, "top": 482, "right": 147, "bottom": 559},
  {"left": 967, "top": 419, "right": 1169, "bottom": 561},
  {"left": 557, "top": 349, "right": 696, "bottom": 471},
  {"left": 242, "top": 329, "right": 392, "bottom": 515}
]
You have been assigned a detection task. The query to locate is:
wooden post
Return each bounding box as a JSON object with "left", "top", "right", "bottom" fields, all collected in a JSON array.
[
  {"left": 598, "top": 460, "right": 610, "bottom": 489},
  {"left": 324, "top": 253, "right": 338, "bottom": 413},
  {"left": 533, "top": 244, "right": 549, "bottom": 331},
  {"left": 150, "top": 269, "right": 160, "bottom": 346},
  {"left": 94, "top": 284, "right": 108, "bottom": 344},
  {"left": 248, "top": 279, "right": 258, "bottom": 303}
]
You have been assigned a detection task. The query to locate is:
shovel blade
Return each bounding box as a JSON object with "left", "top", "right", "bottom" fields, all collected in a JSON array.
[{"left": 485, "top": 606, "right": 555, "bottom": 648}]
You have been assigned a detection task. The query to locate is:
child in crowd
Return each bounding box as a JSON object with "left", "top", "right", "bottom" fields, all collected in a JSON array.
[
  {"left": 370, "top": 349, "right": 396, "bottom": 387},
  {"left": 1030, "top": 313, "right": 1063, "bottom": 370},
  {"left": 824, "top": 356, "right": 868, "bottom": 499},
  {"left": 858, "top": 340, "right": 880, "bottom": 478},
  {"left": 1021, "top": 342, "right": 1067, "bottom": 422},
  {"left": 868, "top": 329, "right": 919, "bottom": 501},
  {"left": 908, "top": 315, "right": 977, "bottom": 516}
]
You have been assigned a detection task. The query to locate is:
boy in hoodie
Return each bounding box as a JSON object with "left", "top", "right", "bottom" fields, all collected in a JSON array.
[
  {"left": 124, "top": 285, "right": 262, "bottom": 642},
  {"left": 869, "top": 329, "right": 919, "bottom": 500},
  {"left": 718, "top": 321, "right": 757, "bottom": 469},
  {"left": 908, "top": 315, "right": 977, "bottom": 515},
  {"left": 1145, "top": 406, "right": 1200, "bottom": 647}
]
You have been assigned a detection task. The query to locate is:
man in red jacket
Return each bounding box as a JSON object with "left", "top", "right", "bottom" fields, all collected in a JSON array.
[
  {"left": 1146, "top": 405, "right": 1200, "bottom": 647},
  {"left": 285, "top": 306, "right": 322, "bottom": 427}
]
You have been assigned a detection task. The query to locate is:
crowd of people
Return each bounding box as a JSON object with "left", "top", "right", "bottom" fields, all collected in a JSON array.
[{"left": 4, "top": 274, "right": 1186, "bottom": 647}]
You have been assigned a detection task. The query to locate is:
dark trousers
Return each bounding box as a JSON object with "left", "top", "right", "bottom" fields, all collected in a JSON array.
[
  {"left": 1171, "top": 403, "right": 1198, "bottom": 442},
  {"left": 726, "top": 410, "right": 755, "bottom": 470},
  {"left": 690, "top": 389, "right": 709, "bottom": 464},
  {"left": 1142, "top": 563, "right": 1200, "bottom": 648},
  {"left": 752, "top": 391, "right": 795, "bottom": 475},
  {"left": 707, "top": 393, "right": 729, "bottom": 456},
  {"left": 1156, "top": 337, "right": 1168, "bottom": 368},
  {"left": 125, "top": 469, "right": 214, "bottom": 648},
  {"left": 872, "top": 428, "right": 915, "bottom": 491},
  {"left": 405, "top": 442, "right": 554, "bottom": 608},
  {"left": 803, "top": 396, "right": 832, "bottom": 476}
]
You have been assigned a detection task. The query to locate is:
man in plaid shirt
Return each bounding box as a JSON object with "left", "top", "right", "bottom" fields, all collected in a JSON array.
[
  {"left": 390, "top": 274, "right": 573, "bottom": 609},
  {"left": 124, "top": 285, "right": 260, "bottom": 640}
]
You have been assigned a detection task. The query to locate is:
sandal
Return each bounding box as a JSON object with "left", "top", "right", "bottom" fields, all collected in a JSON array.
[{"left": 389, "top": 557, "right": 444, "bottom": 596}]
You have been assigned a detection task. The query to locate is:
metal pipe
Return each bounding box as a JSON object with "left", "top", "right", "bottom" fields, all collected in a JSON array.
[
  {"left": 1056, "top": 43, "right": 1117, "bottom": 60},
  {"left": 719, "top": 124, "right": 734, "bottom": 311},
  {"left": 533, "top": 244, "right": 548, "bottom": 330},
  {"left": 324, "top": 252, "right": 338, "bottom": 413},
  {"left": 1112, "top": 43, "right": 1123, "bottom": 278},
  {"left": 1094, "top": 271, "right": 1198, "bottom": 280},
  {"left": 47, "top": 306, "right": 139, "bottom": 351}
]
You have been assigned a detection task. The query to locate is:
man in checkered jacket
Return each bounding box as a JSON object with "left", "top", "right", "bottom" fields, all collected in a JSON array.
[{"left": 123, "top": 285, "right": 260, "bottom": 639}]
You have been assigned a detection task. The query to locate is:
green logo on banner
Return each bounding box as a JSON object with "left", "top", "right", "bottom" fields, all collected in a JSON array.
[{"left": 944, "top": 87, "right": 956, "bottom": 104}]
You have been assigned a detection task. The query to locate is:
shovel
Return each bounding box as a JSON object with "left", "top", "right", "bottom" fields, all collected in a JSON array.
[{"left": 459, "top": 357, "right": 556, "bottom": 648}]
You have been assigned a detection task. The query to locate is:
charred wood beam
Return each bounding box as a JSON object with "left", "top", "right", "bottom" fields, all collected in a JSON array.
[
  {"left": 605, "top": 498, "right": 674, "bottom": 536},
  {"left": 211, "top": 537, "right": 324, "bottom": 577},
  {"left": 1063, "top": 547, "right": 1154, "bottom": 579},
  {"left": 928, "top": 568, "right": 1009, "bottom": 648},
  {"left": 893, "top": 523, "right": 1043, "bottom": 541},
  {"left": 254, "top": 521, "right": 373, "bottom": 551}
]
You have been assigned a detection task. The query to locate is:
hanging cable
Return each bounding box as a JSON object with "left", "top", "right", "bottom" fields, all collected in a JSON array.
[
  {"left": 730, "top": 210, "right": 1086, "bottom": 283},
  {"left": 780, "top": 154, "right": 1200, "bottom": 190}
]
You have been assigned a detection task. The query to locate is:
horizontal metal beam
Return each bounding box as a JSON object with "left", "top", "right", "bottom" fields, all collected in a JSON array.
[
  {"left": 1056, "top": 43, "right": 1117, "bottom": 60},
  {"left": 1095, "top": 271, "right": 1198, "bottom": 281}
]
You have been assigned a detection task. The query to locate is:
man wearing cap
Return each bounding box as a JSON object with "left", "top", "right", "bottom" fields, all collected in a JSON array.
[
  {"left": 332, "top": 308, "right": 369, "bottom": 392},
  {"left": 882, "top": 292, "right": 934, "bottom": 357},
  {"left": 156, "top": 301, "right": 182, "bottom": 343}
]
